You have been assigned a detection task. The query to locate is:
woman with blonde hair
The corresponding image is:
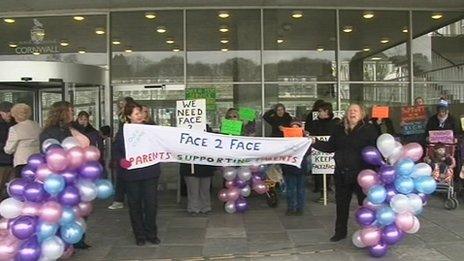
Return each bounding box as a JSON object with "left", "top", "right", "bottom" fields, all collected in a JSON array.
[
  {"left": 312, "top": 103, "right": 378, "bottom": 242},
  {"left": 4, "top": 103, "right": 41, "bottom": 177}
]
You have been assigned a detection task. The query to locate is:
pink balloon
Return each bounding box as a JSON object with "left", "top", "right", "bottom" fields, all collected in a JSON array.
[
  {"left": 66, "top": 147, "right": 86, "bottom": 170},
  {"left": 46, "top": 148, "right": 69, "bottom": 172},
  {"left": 74, "top": 202, "right": 93, "bottom": 218},
  {"left": 226, "top": 187, "right": 240, "bottom": 202},
  {"left": 84, "top": 146, "right": 101, "bottom": 162},
  {"left": 0, "top": 219, "right": 8, "bottom": 230},
  {"left": 224, "top": 180, "right": 235, "bottom": 189},
  {"left": 0, "top": 229, "right": 20, "bottom": 260},
  {"left": 39, "top": 201, "right": 63, "bottom": 223},
  {"left": 217, "top": 189, "right": 229, "bottom": 202},
  {"left": 395, "top": 212, "right": 415, "bottom": 232},
  {"left": 253, "top": 183, "right": 268, "bottom": 195},
  {"left": 22, "top": 202, "right": 41, "bottom": 216},
  {"left": 405, "top": 216, "right": 420, "bottom": 234},
  {"left": 357, "top": 169, "right": 380, "bottom": 189},
  {"left": 360, "top": 227, "right": 381, "bottom": 247},
  {"left": 402, "top": 143, "right": 423, "bottom": 162},
  {"left": 36, "top": 164, "right": 53, "bottom": 182}
]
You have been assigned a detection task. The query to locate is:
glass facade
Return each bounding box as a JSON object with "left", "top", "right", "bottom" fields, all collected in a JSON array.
[{"left": 0, "top": 9, "right": 463, "bottom": 135}]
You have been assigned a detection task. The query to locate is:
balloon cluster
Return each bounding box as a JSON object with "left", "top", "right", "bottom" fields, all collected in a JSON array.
[
  {"left": 0, "top": 137, "right": 114, "bottom": 261},
  {"left": 353, "top": 134, "right": 436, "bottom": 258},
  {"left": 218, "top": 165, "right": 268, "bottom": 214}
]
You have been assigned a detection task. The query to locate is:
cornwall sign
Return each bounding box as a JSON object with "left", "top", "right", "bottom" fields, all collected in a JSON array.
[{"left": 14, "top": 19, "right": 59, "bottom": 55}]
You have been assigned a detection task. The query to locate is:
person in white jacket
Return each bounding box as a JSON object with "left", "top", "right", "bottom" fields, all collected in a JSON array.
[{"left": 4, "top": 103, "right": 41, "bottom": 178}]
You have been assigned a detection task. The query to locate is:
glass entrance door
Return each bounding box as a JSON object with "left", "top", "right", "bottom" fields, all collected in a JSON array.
[
  {"left": 39, "top": 88, "right": 64, "bottom": 126},
  {"left": 69, "top": 85, "right": 103, "bottom": 128},
  {"left": 0, "top": 89, "right": 36, "bottom": 120}
]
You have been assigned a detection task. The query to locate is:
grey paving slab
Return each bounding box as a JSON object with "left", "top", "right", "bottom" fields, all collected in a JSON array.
[
  {"left": 246, "top": 231, "right": 291, "bottom": 244},
  {"left": 287, "top": 229, "right": 333, "bottom": 246},
  {"left": 205, "top": 227, "right": 246, "bottom": 238},
  {"left": 202, "top": 238, "right": 249, "bottom": 256},
  {"left": 162, "top": 227, "right": 206, "bottom": 245},
  {"left": 155, "top": 245, "right": 203, "bottom": 259},
  {"left": 392, "top": 244, "right": 451, "bottom": 261},
  {"left": 167, "top": 216, "right": 209, "bottom": 228},
  {"left": 104, "top": 245, "right": 161, "bottom": 260},
  {"left": 430, "top": 242, "right": 464, "bottom": 261}
]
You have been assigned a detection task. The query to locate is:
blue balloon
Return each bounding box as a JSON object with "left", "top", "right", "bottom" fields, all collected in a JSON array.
[
  {"left": 367, "top": 185, "right": 387, "bottom": 204},
  {"left": 395, "top": 159, "right": 415, "bottom": 177},
  {"left": 43, "top": 174, "right": 65, "bottom": 196},
  {"left": 376, "top": 206, "right": 396, "bottom": 226},
  {"left": 60, "top": 222, "right": 84, "bottom": 244},
  {"left": 60, "top": 207, "right": 76, "bottom": 226},
  {"left": 394, "top": 177, "right": 415, "bottom": 194},
  {"left": 415, "top": 176, "right": 437, "bottom": 194},
  {"left": 36, "top": 221, "right": 59, "bottom": 242},
  {"left": 95, "top": 179, "right": 114, "bottom": 199}
]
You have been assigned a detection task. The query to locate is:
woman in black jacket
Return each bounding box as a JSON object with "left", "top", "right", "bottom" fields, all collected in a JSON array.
[
  {"left": 263, "top": 103, "right": 292, "bottom": 137},
  {"left": 112, "top": 102, "right": 161, "bottom": 246},
  {"left": 426, "top": 101, "right": 458, "bottom": 136},
  {"left": 308, "top": 102, "right": 340, "bottom": 200},
  {"left": 312, "top": 104, "right": 378, "bottom": 242}
]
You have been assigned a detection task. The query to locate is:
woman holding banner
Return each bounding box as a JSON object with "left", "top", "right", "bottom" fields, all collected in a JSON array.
[
  {"left": 312, "top": 104, "right": 378, "bottom": 242},
  {"left": 113, "top": 102, "right": 161, "bottom": 246}
]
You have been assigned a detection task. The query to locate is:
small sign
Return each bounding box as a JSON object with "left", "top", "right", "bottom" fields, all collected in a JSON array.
[
  {"left": 401, "top": 106, "right": 428, "bottom": 135},
  {"left": 220, "top": 119, "right": 243, "bottom": 135},
  {"left": 185, "top": 88, "right": 216, "bottom": 111},
  {"left": 429, "top": 130, "right": 454, "bottom": 144},
  {"left": 311, "top": 136, "right": 335, "bottom": 174},
  {"left": 176, "top": 99, "right": 206, "bottom": 131},
  {"left": 372, "top": 106, "right": 390, "bottom": 119},
  {"left": 239, "top": 107, "right": 256, "bottom": 122},
  {"left": 283, "top": 127, "right": 304, "bottom": 138},
  {"left": 312, "top": 110, "right": 345, "bottom": 121}
]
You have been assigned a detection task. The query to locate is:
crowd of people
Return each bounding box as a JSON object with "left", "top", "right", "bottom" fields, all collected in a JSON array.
[{"left": 0, "top": 95, "right": 462, "bottom": 248}]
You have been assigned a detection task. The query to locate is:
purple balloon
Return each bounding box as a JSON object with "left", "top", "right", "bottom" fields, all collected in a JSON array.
[
  {"left": 251, "top": 174, "right": 262, "bottom": 185},
  {"left": 17, "top": 236, "right": 41, "bottom": 261},
  {"left": 355, "top": 207, "right": 376, "bottom": 227},
  {"left": 368, "top": 241, "right": 389, "bottom": 257},
  {"left": 78, "top": 161, "right": 103, "bottom": 180},
  {"left": 385, "top": 184, "right": 398, "bottom": 204},
  {"left": 21, "top": 165, "right": 36, "bottom": 180},
  {"left": 60, "top": 170, "right": 78, "bottom": 184},
  {"left": 381, "top": 224, "right": 404, "bottom": 245},
  {"left": 24, "top": 182, "right": 49, "bottom": 203},
  {"left": 362, "top": 146, "right": 385, "bottom": 166},
  {"left": 7, "top": 178, "right": 29, "bottom": 201},
  {"left": 57, "top": 185, "right": 81, "bottom": 206},
  {"left": 418, "top": 193, "right": 429, "bottom": 206},
  {"left": 378, "top": 165, "right": 396, "bottom": 184},
  {"left": 11, "top": 215, "right": 37, "bottom": 240},
  {"left": 234, "top": 178, "right": 247, "bottom": 189},
  {"left": 235, "top": 197, "right": 249, "bottom": 213},
  {"left": 27, "top": 153, "right": 46, "bottom": 171}
]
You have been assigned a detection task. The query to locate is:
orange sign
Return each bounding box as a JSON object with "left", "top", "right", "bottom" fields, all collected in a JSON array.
[
  {"left": 283, "top": 127, "right": 304, "bottom": 138},
  {"left": 372, "top": 106, "right": 390, "bottom": 119}
]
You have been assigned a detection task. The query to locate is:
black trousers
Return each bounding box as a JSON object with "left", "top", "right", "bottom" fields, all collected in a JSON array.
[
  {"left": 113, "top": 174, "right": 126, "bottom": 202},
  {"left": 125, "top": 178, "right": 159, "bottom": 240},
  {"left": 334, "top": 171, "right": 366, "bottom": 236},
  {"left": 14, "top": 165, "right": 25, "bottom": 179}
]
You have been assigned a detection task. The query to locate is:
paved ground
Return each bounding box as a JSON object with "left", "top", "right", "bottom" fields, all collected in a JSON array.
[{"left": 72, "top": 186, "right": 464, "bottom": 261}]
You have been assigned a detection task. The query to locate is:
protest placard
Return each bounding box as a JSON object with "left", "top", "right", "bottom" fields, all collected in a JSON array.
[
  {"left": 311, "top": 136, "right": 335, "bottom": 175},
  {"left": 372, "top": 106, "right": 390, "bottom": 119},
  {"left": 239, "top": 107, "right": 256, "bottom": 122},
  {"left": 429, "top": 130, "right": 454, "bottom": 144},
  {"left": 176, "top": 99, "right": 206, "bottom": 131},
  {"left": 283, "top": 127, "right": 304, "bottom": 137},
  {"left": 185, "top": 88, "right": 216, "bottom": 111},
  {"left": 401, "top": 105, "right": 427, "bottom": 135},
  {"left": 220, "top": 119, "right": 243, "bottom": 136}
]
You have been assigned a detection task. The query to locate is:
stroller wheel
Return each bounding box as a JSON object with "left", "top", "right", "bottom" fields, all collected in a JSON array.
[
  {"left": 266, "top": 188, "right": 278, "bottom": 208},
  {"left": 452, "top": 198, "right": 459, "bottom": 208},
  {"left": 445, "top": 198, "right": 458, "bottom": 210}
]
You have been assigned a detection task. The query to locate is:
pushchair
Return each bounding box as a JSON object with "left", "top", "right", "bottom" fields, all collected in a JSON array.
[
  {"left": 424, "top": 140, "right": 460, "bottom": 210},
  {"left": 262, "top": 165, "right": 284, "bottom": 208}
]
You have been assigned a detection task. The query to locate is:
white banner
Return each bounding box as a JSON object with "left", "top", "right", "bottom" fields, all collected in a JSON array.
[
  {"left": 176, "top": 99, "right": 206, "bottom": 131},
  {"left": 311, "top": 136, "right": 335, "bottom": 174},
  {"left": 124, "top": 124, "right": 311, "bottom": 170}
]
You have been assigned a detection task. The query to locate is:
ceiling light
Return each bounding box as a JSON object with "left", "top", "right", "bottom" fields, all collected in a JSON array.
[
  {"left": 112, "top": 39, "right": 121, "bottom": 45},
  {"left": 32, "top": 52, "right": 40, "bottom": 55},
  {"left": 73, "top": 16, "right": 85, "bottom": 21},
  {"left": 380, "top": 38, "right": 389, "bottom": 44},
  {"left": 402, "top": 26, "right": 409, "bottom": 33},
  {"left": 316, "top": 46, "right": 324, "bottom": 52},
  {"left": 431, "top": 12, "right": 443, "bottom": 20},
  {"left": 172, "top": 47, "right": 180, "bottom": 52},
  {"left": 363, "top": 47, "right": 370, "bottom": 52},
  {"left": 145, "top": 12, "right": 156, "bottom": 19},
  {"left": 124, "top": 46, "right": 133, "bottom": 53},
  {"left": 156, "top": 26, "right": 167, "bottom": 33},
  {"left": 363, "top": 11, "right": 374, "bottom": 19},
  {"left": 8, "top": 42, "right": 17, "bottom": 48},
  {"left": 3, "top": 18, "right": 15, "bottom": 23},
  {"left": 291, "top": 10, "right": 303, "bottom": 19},
  {"left": 78, "top": 48, "right": 86, "bottom": 54},
  {"left": 221, "top": 48, "right": 229, "bottom": 52},
  {"left": 60, "top": 39, "right": 69, "bottom": 47},
  {"left": 219, "top": 25, "right": 229, "bottom": 33},
  {"left": 342, "top": 26, "right": 353, "bottom": 33},
  {"left": 371, "top": 57, "right": 381, "bottom": 60},
  {"left": 218, "top": 11, "right": 230, "bottom": 19},
  {"left": 276, "top": 38, "right": 284, "bottom": 44},
  {"left": 220, "top": 38, "right": 229, "bottom": 44},
  {"left": 166, "top": 38, "right": 175, "bottom": 44},
  {"left": 95, "top": 27, "right": 105, "bottom": 35}
]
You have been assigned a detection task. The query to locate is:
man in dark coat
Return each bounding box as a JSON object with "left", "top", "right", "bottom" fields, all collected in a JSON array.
[{"left": 0, "top": 102, "right": 14, "bottom": 199}]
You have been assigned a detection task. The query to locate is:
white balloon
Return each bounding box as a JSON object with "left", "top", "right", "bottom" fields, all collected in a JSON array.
[
  {"left": 224, "top": 201, "right": 236, "bottom": 214},
  {"left": 405, "top": 217, "right": 420, "bottom": 234},
  {"left": 42, "top": 138, "right": 60, "bottom": 152},
  {"left": 352, "top": 230, "right": 366, "bottom": 248},
  {"left": 61, "top": 137, "right": 79, "bottom": 150},
  {"left": 0, "top": 197, "right": 24, "bottom": 219},
  {"left": 41, "top": 236, "right": 65, "bottom": 260},
  {"left": 407, "top": 194, "right": 423, "bottom": 214},
  {"left": 411, "top": 163, "right": 432, "bottom": 179},
  {"left": 76, "top": 180, "right": 98, "bottom": 202},
  {"left": 377, "top": 134, "right": 396, "bottom": 158},
  {"left": 75, "top": 217, "right": 87, "bottom": 232},
  {"left": 240, "top": 185, "right": 251, "bottom": 197},
  {"left": 223, "top": 167, "right": 237, "bottom": 181},
  {"left": 390, "top": 194, "right": 410, "bottom": 214},
  {"left": 237, "top": 167, "right": 252, "bottom": 181},
  {"left": 387, "top": 141, "right": 404, "bottom": 165}
]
